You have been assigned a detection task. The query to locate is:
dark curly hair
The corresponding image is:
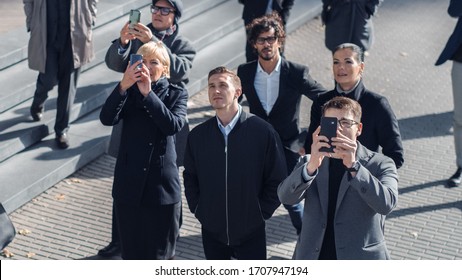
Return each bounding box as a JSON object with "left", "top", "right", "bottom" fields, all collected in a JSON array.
[{"left": 246, "top": 12, "right": 286, "bottom": 49}]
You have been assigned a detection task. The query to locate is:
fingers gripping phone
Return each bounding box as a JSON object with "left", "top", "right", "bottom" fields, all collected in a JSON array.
[
  {"left": 129, "top": 9, "right": 141, "bottom": 30},
  {"left": 130, "top": 54, "right": 143, "bottom": 70},
  {"left": 319, "top": 116, "right": 337, "bottom": 153}
]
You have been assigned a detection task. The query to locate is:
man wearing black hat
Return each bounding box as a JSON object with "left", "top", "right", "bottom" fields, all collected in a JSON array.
[
  {"left": 105, "top": 0, "right": 195, "bottom": 89},
  {"left": 99, "top": 0, "right": 195, "bottom": 258}
]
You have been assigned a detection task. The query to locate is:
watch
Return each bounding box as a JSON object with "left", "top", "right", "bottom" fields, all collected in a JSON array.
[{"left": 346, "top": 161, "right": 360, "bottom": 172}]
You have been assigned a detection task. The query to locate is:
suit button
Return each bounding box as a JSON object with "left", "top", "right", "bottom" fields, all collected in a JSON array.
[
  {"left": 143, "top": 168, "right": 147, "bottom": 171},
  {"left": 149, "top": 143, "right": 153, "bottom": 146},
  {"left": 322, "top": 223, "right": 326, "bottom": 228},
  {"left": 315, "top": 248, "right": 320, "bottom": 252},
  {"left": 361, "top": 187, "right": 367, "bottom": 193}
]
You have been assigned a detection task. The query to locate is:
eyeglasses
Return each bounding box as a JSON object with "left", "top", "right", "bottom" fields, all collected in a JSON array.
[
  {"left": 150, "top": 5, "right": 175, "bottom": 16},
  {"left": 255, "top": 36, "right": 278, "bottom": 45},
  {"left": 338, "top": 118, "right": 359, "bottom": 129}
]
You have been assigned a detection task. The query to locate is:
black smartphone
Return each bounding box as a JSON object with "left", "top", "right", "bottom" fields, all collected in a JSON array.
[
  {"left": 128, "top": 9, "right": 141, "bottom": 30},
  {"left": 319, "top": 116, "right": 337, "bottom": 153},
  {"left": 130, "top": 53, "right": 143, "bottom": 69}
]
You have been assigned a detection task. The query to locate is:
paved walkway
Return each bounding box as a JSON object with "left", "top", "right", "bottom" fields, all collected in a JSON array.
[{"left": 2, "top": 0, "right": 462, "bottom": 260}]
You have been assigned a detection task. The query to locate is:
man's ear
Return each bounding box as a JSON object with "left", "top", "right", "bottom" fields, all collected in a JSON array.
[
  {"left": 235, "top": 88, "right": 242, "bottom": 99},
  {"left": 356, "top": 123, "right": 363, "bottom": 136}
]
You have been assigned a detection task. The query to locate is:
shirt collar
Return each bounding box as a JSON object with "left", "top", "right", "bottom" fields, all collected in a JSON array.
[
  {"left": 216, "top": 105, "right": 242, "bottom": 134},
  {"left": 336, "top": 78, "right": 363, "bottom": 101},
  {"left": 257, "top": 55, "right": 282, "bottom": 74}
]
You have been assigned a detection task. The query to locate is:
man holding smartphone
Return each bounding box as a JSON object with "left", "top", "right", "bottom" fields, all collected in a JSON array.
[
  {"left": 278, "top": 96, "right": 398, "bottom": 260},
  {"left": 105, "top": 0, "right": 195, "bottom": 89},
  {"left": 99, "top": 0, "right": 195, "bottom": 258}
]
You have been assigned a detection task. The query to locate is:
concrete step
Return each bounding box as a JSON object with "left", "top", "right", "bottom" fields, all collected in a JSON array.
[
  {"left": 0, "top": 0, "right": 229, "bottom": 114},
  {"left": 0, "top": 0, "right": 148, "bottom": 71},
  {"left": 0, "top": 0, "right": 241, "bottom": 163},
  {"left": 0, "top": 108, "right": 112, "bottom": 214},
  {"left": 0, "top": 0, "right": 322, "bottom": 214}
]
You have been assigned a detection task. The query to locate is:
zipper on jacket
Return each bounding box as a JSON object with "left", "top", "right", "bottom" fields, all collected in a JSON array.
[{"left": 225, "top": 144, "right": 230, "bottom": 246}]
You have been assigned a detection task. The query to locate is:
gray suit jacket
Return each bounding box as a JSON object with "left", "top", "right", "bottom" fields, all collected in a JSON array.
[{"left": 278, "top": 142, "right": 398, "bottom": 259}]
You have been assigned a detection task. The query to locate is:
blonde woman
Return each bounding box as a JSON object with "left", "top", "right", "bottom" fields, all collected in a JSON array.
[{"left": 100, "top": 41, "right": 188, "bottom": 259}]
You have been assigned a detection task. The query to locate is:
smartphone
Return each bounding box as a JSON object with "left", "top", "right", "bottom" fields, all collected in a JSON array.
[
  {"left": 319, "top": 116, "right": 337, "bottom": 153},
  {"left": 128, "top": 9, "right": 141, "bottom": 30},
  {"left": 130, "top": 54, "right": 143, "bottom": 70}
]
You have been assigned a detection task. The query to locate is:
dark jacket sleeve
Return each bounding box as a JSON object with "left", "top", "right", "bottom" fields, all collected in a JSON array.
[
  {"left": 304, "top": 96, "right": 323, "bottom": 153},
  {"left": 299, "top": 65, "right": 327, "bottom": 101},
  {"left": 365, "top": 0, "right": 383, "bottom": 17},
  {"left": 183, "top": 133, "right": 199, "bottom": 214},
  {"left": 104, "top": 39, "right": 130, "bottom": 73},
  {"left": 449, "top": 0, "right": 462, "bottom": 17},
  {"left": 99, "top": 83, "right": 128, "bottom": 126},
  {"left": 259, "top": 126, "right": 287, "bottom": 219},
  {"left": 374, "top": 96, "right": 404, "bottom": 169},
  {"left": 165, "top": 36, "right": 196, "bottom": 86}
]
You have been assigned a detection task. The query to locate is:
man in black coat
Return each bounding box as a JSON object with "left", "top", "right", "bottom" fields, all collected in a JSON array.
[
  {"left": 321, "top": 0, "right": 382, "bottom": 53},
  {"left": 238, "top": 0, "right": 294, "bottom": 62},
  {"left": 237, "top": 13, "right": 326, "bottom": 235},
  {"left": 184, "top": 67, "right": 287, "bottom": 259}
]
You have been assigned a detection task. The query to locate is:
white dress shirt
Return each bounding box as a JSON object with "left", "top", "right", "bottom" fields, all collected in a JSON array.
[{"left": 254, "top": 57, "right": 282, "bottom": 115}]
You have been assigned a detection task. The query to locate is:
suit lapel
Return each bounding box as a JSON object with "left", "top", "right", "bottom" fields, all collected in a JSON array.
[
  {"left": 335, "top": 143, "right": 374, "bottom": 211},
  {"left": 244, "top": 62, "right": 268, "bottom": 115},
  {"left": 268, "top": 59, "right": 288, "bottom": 117}
]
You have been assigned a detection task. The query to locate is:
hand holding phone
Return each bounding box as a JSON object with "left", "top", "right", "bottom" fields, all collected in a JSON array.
[
  {"left": 319, "top": 116, "right": 337, "bottom": 153},
  {"left": 129, "top": 9, "right": 141, "bottom": 30},
  {"left": 130, "top": 54, "right": 143, "bottom": 70}
]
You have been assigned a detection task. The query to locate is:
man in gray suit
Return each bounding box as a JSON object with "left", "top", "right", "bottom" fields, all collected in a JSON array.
[{"left": 278, "top": 96, "right": 398, "bottom": 260}]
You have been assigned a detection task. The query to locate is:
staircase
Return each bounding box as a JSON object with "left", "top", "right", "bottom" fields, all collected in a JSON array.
[{"left": 0, "top": 0, "right": 321, "bottom": 214}]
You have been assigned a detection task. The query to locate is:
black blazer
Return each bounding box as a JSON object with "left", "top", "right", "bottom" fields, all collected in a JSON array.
[
  {"left": 239, "top": 0, "right": 295, "bottom": 25},
  {"left": 237, "top": 58, "right": 326, "bottom": 153},
  {"left": 435, "top": 0, "right": 462, "bottom": 66},
  {"left": 100, "top": 78, "right": 188, "bottom": 206}
]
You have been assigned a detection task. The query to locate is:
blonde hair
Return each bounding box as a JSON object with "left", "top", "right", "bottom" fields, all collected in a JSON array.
[{"left": 137, "top": 41, "right": 171, "bottom": 78}]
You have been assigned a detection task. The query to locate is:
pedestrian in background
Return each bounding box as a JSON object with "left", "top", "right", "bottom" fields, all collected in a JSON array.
[
  {"left": 238, "top": 0, "right": 294, "bottom": 62},
  {"left": 436, "top": 0, "right": 462, "bottom": 188},
  {"left": 321, "top": 0, "right": 382, "bottom": 54},
  {"left": 304, "top": 43, "right": 404, "bottom": 169},
  {"left": 279, "top": 96, "right": 398, "bottom": 260},
  {"left": 183, "top": 66, "right": 287, "bottom": 260},
  {"left": 238, "top": 13, "right": 326, "bottom": 235},
  {"left": 24, "top": 0, "right": 98, "bottom": 149},
  {"left": 100, "top": 41, "right": 188, "bottom": 260},
  {"left": 98, "top": 0, "right": 195, "bottom": 258}
]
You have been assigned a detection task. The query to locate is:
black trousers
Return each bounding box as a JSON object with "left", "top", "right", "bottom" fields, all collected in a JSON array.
[
  {"left": 201, "top": 224, "right": 267, "bottom": 260},
  {"left": 32, "top": 36, "right": 80, "bottom": 135}
]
